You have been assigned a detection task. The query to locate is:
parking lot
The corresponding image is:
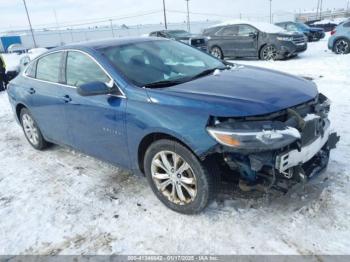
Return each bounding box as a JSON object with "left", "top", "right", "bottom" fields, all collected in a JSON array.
[{"left": 0, "top": 35, "right": 350, "bottom": 255}]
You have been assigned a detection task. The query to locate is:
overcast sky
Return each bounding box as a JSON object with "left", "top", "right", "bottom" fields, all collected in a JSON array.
[{"left": 0, "top": 0, "right": 348, "bottom": 31}]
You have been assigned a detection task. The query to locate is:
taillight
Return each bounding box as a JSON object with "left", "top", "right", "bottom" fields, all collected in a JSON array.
[{"left": 331, "top": 29, "right": 336, "bottom": 35}]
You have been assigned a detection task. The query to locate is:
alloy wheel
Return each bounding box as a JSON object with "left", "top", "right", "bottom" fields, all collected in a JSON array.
[
  {"left": 335, "top": 40, "right": 349, "bottom": 54},
  {"left": 22, "top": 114, "right": 39, "bottom": 146},
  {"left": 211, "top": 47, "right": 222, "bottom": 59},
  {"left": 151, "top": 150, "right": 197, "bottom": 205},
  {"left": 262, "top": 45, "right": 278, "bottom": 60}
]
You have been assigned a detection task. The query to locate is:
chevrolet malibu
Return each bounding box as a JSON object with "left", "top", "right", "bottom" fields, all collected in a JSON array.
[{"left": 7, "top": 38, "right": 339, "bottom": 214}]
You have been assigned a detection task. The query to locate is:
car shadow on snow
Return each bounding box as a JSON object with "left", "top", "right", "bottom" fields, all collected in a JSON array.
[
  {"left": 40, "top": 144, "right": 339, "bottom": 215},
  {"left": 211, "top": 167, "right": 336, "bottom": 214}
]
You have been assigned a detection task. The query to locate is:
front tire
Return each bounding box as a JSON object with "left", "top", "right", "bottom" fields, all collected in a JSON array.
[
  {"left": 260, "top": 45, "right": 278, "bottom": 60},
  {"left": 333, "top": 38, "right": 350, "bottom": 54},
  {"left": 210, "top": 46, "right": 224, "bottom": 60},
  {"left": 144, "top": 139, "right": 219, "bottom": 214},
  {"left": 20, "top": 108, "right": 48, "bottom": 150}
]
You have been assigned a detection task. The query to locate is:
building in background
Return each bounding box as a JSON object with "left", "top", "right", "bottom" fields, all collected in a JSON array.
[{"left": 296, "top": 8, "right": 350, "bottom": 22}]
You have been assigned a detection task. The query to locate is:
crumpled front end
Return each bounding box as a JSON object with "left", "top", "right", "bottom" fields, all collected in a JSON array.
[{"left": 205, "top": 93, "right": 340, "bottom": 192}]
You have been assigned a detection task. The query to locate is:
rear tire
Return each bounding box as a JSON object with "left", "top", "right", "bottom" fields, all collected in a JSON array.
[
  {"left": 20, "top": 108, "right": 48, "bottom": 150},
  {"left": 144, "top": 139, "right": 219, "bottom": 214},
  {"left": 333, "top": 38, "right": 350, "bottom": 54},
  {"left": 210, "top": 46, "right": 224, "bottom": 60}
]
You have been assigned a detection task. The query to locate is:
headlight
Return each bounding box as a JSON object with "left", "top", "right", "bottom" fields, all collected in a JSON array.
[
  {"left": 207, "top": 127, "right": 301, "bottom": 150},
  {"left": 277, "top": 36, "right": 294, "bottom": 41}
]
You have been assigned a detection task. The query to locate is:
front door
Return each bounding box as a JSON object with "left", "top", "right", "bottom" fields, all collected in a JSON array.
[
  {"left": 216, "top": 25, "right": 239, "bottom": 57},
  {"left": 62, "top": 51, "right": 129, "bottom": 167},
  {"left": 232, "top": 25, "right": 259, "bottom": 57}
]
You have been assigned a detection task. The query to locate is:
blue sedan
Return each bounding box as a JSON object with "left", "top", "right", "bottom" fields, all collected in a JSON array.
[{"left": 7, "top": 37, "right": 339, "bottom": 214}]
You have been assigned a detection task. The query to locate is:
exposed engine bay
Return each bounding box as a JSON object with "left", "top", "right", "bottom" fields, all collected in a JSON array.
[{"left": 205, "top": 93, "right": 340, "bottom": 193}]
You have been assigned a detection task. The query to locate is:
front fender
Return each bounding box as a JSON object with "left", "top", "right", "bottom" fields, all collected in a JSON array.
[{"left": 125, "top": 97, "right": 217, "bottom": 171}]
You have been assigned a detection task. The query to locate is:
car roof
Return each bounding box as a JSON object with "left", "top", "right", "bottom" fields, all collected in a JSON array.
[{"left": 53, "top": 37, "right": 165, "bottom": 51}]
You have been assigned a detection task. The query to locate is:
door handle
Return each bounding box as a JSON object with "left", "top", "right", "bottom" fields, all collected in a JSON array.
[
  {"left": 62, "top": 95, "right": 72, "bottom": 103},
  {"left": 28, "top": 88, "right": 36, "bottom": 94}
]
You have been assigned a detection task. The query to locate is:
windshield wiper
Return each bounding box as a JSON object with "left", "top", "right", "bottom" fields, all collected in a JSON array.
[
  {"left": 144, "top": 79, "right": 186, "bottom": 88},
  {"left": 190, "top": 67, "right": 227, "bottom": 81}
]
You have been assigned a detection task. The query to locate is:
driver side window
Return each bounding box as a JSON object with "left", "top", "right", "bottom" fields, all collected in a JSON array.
[
  {"left": 238, "top": 25, "right": 257, "bottom": 36},
  {"left": 66, "top": 51, "right": 110, "bottom": 87}
]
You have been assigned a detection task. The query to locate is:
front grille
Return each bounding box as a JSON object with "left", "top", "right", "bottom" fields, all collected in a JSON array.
[
  {"left": 190, "top": 38, "right": 206, "bottom": 47},
  {"left": 292, "top": 36, "right": 306, "bottom": 45}
]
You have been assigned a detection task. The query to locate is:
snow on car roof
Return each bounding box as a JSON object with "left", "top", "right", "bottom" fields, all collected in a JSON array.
[{"left": 210, "top": 20, "right": 287, "bottom": 34}]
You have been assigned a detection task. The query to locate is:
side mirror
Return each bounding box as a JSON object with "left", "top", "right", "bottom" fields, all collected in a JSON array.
[
  {"left": 77, "top": 81, "right": 117, "bottom": 96},
  {"left": 249, "top": 32, "right": 258, "bottom": 39}
]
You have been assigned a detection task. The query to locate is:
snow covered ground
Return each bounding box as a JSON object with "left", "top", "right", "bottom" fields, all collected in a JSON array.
[{"left": 0, "top": 35, "right": 350, "bottom": 255}]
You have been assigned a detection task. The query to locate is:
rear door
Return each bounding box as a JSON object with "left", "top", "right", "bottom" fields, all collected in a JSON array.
[
  {"left": 25, "top": 51, "right": 69, "bottom": 144},
  {"left": 216, "top": 25, "right": 239, "bottom": 56},
  {"left": 232, "top": 25, "right": 259, "bottom": 57},
  {"left": 61, "top": 50, "right": 129, "bottom": 167}
]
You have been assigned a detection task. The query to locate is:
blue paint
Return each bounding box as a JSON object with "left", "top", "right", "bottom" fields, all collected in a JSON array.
[{"left": 1, "top": 36, "right": 22, "bottom": 52}]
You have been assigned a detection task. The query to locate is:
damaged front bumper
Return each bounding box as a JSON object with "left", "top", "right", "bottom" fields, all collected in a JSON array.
[{"left": 206, "top": 94, "right": 340, "bottom": 191}]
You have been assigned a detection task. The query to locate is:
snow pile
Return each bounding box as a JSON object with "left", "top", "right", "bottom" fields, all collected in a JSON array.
[
  {"left": 210, "top": 20, "right": 287, "bottom": 34},
  {"left": 1, "top": 53, "right": 22, "bottom": 72}
]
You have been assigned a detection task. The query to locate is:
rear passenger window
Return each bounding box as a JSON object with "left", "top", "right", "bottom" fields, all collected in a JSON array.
[
  {"left": 25, "top": 61, "right": 37, "bottom": 78},
  {"left": 36, "top": 52, "right": 62, "bottom": 83},
  {"left": 66, "top": 51, "right": 110, "bottom": 87},
  {"left": 219, "top": 26, "right": 238, "bottom": 36}
]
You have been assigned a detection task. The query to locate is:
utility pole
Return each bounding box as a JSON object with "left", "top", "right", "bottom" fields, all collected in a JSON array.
[
  {"left": 347, "top": 0, "right": 350, "bottom": 16},
  {"left": 162, "top": 0, "right": 168, "bottom": 30},
  {"left": 185, "top": 0, "right": 191, "bottom": 32},
  {"left": 53, "top": 9, "right": 63, "bottom": 46},
  {"left": 319, "top": 0, "right": 323, "bottom": 20},
  {"left": 269, "top": 0, "right": 272, "bottom": 23},
  {"left": 22, "top": 0, "right": 37, "bottom": 48},
  {"left": 109, "top": 19, "right": 115, "bottom": 38}
]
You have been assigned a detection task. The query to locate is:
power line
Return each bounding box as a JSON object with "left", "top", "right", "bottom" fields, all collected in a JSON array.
[{"left": 0, "top": 10, "right": 162, "bottom": 32}]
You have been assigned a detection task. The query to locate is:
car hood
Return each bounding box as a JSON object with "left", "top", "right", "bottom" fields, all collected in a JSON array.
[{"left": 147, "top": 65, "right": 318, "bottom": 117}]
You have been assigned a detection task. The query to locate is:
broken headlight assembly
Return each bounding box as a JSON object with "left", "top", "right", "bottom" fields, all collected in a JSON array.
[{"left": 207, "top": 120, "right": 301, "bottom": 151}]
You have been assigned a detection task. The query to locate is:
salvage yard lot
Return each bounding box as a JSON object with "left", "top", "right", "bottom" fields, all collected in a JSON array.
[{"left": 0, "top": 35, "right": 350, "bottom": 254}]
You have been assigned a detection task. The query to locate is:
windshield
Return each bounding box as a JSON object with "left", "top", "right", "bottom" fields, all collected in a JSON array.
[
  {"left": 99, "top": 40, "right": 225, "bottom": 87},
  {"left": 167, "top": 30, "right": 192, "bottom": 38},
  {"left": 296, "top": 23, "right": 310, "bottom": 30}
]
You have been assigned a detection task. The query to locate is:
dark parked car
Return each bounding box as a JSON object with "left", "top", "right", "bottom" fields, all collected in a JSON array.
[
  {"left": 149, "top": 30, "right": 207, "bottom": 51},
  {"left": 275, "top": 21, "right": 325, "bottom": 42},
  {"left": 202, "top": 21, "right": 307, "bottom": 60},
  {"left": 306, "top": 20, "right": 338, "bottom": 32},
  {"left": 7, "top": 37, "right": 339, "bottom": 214}
]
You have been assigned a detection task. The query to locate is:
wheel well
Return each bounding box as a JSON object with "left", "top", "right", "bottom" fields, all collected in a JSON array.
[
  {"left": 137, "top": 133, "right": 196, "bottom": 174},
  {"left": 15, "top": 103, "right": 26, "bottom": 122},
  {"left": 258, "top": 44, "right": 267, "bottom": 59}
]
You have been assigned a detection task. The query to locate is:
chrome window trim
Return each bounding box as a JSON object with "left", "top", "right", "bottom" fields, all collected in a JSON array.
[{"left": 22, "top": 49, "right": 126, "bottom": 99}]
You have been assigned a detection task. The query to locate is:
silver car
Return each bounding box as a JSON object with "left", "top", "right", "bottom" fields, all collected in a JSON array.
[{"left": 328, "top": 19, "right": 350, "bottom": 54}]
